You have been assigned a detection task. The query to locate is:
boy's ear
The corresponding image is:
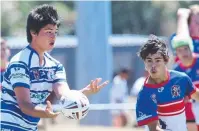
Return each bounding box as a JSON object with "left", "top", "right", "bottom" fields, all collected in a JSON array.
[
  {"left": 30, "top": 30, "right": 37, "bottom": 36},
  {"left": 165, "top": 56, "right": 169, "bottom": 64}
]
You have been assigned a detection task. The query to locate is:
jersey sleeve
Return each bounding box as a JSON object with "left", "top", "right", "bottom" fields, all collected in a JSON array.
[
  {"left": 53, "top": 64, "right": 67, "bottom": 83},
  {"left": 7, "top": 62, "right": 30, "bottom": 89},
  {"left": 185, "top": 75, "right": 196, "bottom": 97},
  {"left": 136, "top": 89, "right": 158, "bottom": 126}
]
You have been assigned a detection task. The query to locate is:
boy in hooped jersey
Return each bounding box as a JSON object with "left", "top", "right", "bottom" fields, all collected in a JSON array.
[
  {"left": 172, "top": 35, "right": 199, "bottom": 131},
  {"left": 136, "top": 35, "right": 199, "bottom": 131},
  {"left": 0, "top": 4, "right": 109, "bottom": 131}
]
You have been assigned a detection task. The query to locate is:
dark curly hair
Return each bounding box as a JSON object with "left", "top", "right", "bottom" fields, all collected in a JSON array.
[{"left": 137, "top": 34, "right": 169, "bottom": 62}]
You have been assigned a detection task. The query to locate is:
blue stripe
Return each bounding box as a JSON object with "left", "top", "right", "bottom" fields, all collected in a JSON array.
[
  {"left": 1, "top": 110, "right": 37, "bottom": 126},
  {"left": 1, "top": 99, "right": 17, "bottom": 105},
  {"left": 28, "top": 51, "right": 33, "bottom": 68},
  {"left": 3, "top": 77, "right": 11, "bottom": 84},
  {"left": 9, "top": 61, "right": 28, "bottom": 67},
  {"left": 53, "top": 79, "right": 66, "bottom": 83},
  {"left": 13, "top": 83, "right": 30, "bottom": 89},
  {"left": 8, "top": 64, "right": 29, "bottom": 73},
  {"left": 27, "top": 45, "right": 39, "bottom": 56},
  {"left": 6, "top": 64, "right": 29, "bottom": 78},
  {"left": 31, "top": 80, "right": 54, "bottom": 83},
  {"left": 1, "top": 101, "right": 40, "bottom": 123},
  {"left": 1, "top": 87, "right": 16, "bottom": 100},
  {"left": 1, "top": 121, "right": 35, "bottom": 131},
  {"left": 30, "top": 66, "right": 57, "bottom": 70},
  {"left": 56, "top": 65, "right": 64, "bottom": 71},
  {"left": 31, "top": 90, "right": 51, "bottom": 93}
]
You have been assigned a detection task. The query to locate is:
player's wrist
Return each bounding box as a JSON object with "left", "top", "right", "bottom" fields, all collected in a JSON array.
[{"left": 80, "top": 88, "right": 90, "bottom": 96}]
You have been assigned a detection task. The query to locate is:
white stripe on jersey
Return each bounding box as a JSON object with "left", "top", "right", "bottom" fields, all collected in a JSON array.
[
  {"left": 158, "top": 107, "right": 185, "bottom": 116},
  {"left": 158, "top": 99, "right": 184, "bottom": 107},
  {"left": 1, "top": 121, "right": 34, "bottom": 131},
  {"left": 1, "top": 110, "right": 37, "bottom": 126}
]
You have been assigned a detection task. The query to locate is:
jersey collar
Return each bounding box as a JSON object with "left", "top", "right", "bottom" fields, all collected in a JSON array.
[
  {"left": 144, "top": 70, "right": 170, "bottom": 88},
  {"left": 27, "top": 45, "right": 46, "bottom": 67}
]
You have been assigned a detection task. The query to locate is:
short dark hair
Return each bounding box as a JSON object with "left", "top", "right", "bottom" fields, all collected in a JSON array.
[
  {"left": 119, "top": 68, "right": 129, "bottom": 74},
  {"left": 26, "top": 4, "right": 60, "bottom": 43},
  {"left": 137, "top": 34, "right": 169, "bottom": 62}
]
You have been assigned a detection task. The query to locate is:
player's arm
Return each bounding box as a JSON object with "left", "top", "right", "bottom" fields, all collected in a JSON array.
[
  {"left": 185, "top": 75, "right": 199, "bottom": 101},
  {"left": 52, "top": 64, "right": 109, "bottom": 100},
  {"left": 15, "top": 88, "right": 59, "bottom": 118},
  {"left": 176, "top": 8, "right": 190, "bottom": 36},
  {"left": 190, "top": 88, "right": 199, "bottom": 101},
  {"left": 10, "top": 63, "right": 59, "bottom": 118},
  {"left": 136, "top": 90, "right": 161, "bottom": 131},
  {"left": 148, "top": 121, "right": 164, "bottom": 131}
]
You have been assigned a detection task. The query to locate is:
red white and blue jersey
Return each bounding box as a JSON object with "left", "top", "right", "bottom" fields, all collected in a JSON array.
[
  {"left": 173, "top": 54, "right": 199, "bottom": 124},
  {"left": 173, "top": 54, "right": 199, "bottom": 89},
  {"left": 136, "top": 70, "right": 196, "bottom": 131},
  {"left": 170, "top": 34, "right": 199, "bottom": 54},
  {"left": 0, "top": 45, "right": 67, "bottom": 131}
]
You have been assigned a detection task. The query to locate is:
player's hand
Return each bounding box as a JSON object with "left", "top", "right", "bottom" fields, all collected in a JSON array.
[
  {"left": 177, "top": 8, "right": 190, "bottom": 19},
  {"left": 45, "top": 101, "right": 60, "bottom": 118},
  {"left": 81, "top": 78, "right": 109, "bottom": 96},
  {"left": 184, "top": 96, "right": 190, "bottom": 103}
]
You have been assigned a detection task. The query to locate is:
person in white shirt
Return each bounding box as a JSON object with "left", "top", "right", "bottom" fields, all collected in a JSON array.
[
  {"left": 130, "top": 71, "right": 148, "bottom": 97},
  {"left": 110, "top": 68, "right": 129, "bottom": 127}
]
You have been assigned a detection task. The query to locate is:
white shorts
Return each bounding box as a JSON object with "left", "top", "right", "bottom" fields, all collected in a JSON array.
[{"left": 192, "top": 102, "right": 199, "bottom": 124}]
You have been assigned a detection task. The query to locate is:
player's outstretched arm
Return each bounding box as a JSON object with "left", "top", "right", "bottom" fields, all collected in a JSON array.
[
  {"left": 176, "top": 8, "right": 190, "bottom": 36},
  {"left": 51, "top": 78, "right": 109, "bottom": 100},
  {"left": 191, "top": 88, "right": 199, "bottom": 101},
  {"left": 14, "top": 87, "right": 60, "bottom": 118},
  {"left": 147, "top": 121, "right": 164, "bottom": 131},
  {"left": 51, "top": 64, "right": 109, "bottom": 100}
]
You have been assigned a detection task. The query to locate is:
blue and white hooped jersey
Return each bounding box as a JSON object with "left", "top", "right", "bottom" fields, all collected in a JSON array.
[
  {"left": 136, "top": 70, "right": 196, "bottom": 131},
  {"left": 1, "top": 45, "right": 67, "bottom": 131}
]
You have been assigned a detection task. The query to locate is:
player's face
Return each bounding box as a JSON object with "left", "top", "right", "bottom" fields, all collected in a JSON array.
[
  {"left": 189, "top": 14, "right": 199, "bottom": 36},
  {"left": 176, "top": 45, "right": 192, "bottom": 61},
  {"left": 144, "top": 53, "right": 167, "bottom": 79},
  {"left": 121, "top": 73, "right": 129, "bottom": 80},
  {"left": 34, "top": 24, "right": 58, "bottom": 52}
]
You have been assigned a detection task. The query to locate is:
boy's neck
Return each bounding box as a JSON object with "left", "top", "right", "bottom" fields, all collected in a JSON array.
[
  {"left": 180, "top": 55, "right": 194, "bottom": 67},
  {"left": 30, "top": 42, "right": 45, "bottom": 66}
]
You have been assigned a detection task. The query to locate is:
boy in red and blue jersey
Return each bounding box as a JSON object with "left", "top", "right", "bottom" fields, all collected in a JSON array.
[
  {"left": 136, "top": 35, "right": 199, "bottom": 131},
  {"left": 171, "top": 35, "right": 199, "bottom": 131}
]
